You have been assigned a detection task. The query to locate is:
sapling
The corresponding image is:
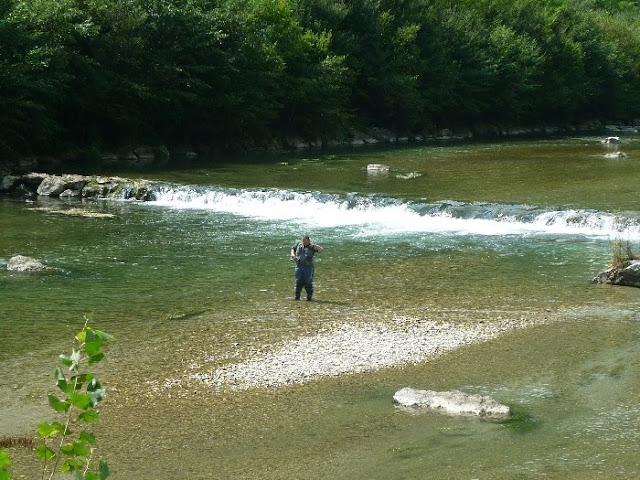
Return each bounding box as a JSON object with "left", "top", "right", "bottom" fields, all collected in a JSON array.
[
  {"left": 35, "top": 318, "right": 113, "bottom": 480},
  {"left": 0, "top": 449, "right": 11, "bottom": 480}
]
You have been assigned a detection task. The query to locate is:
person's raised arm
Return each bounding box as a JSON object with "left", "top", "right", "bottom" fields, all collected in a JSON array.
[{"left": 314, "top": 244, "right": 325, "bottom": 254}]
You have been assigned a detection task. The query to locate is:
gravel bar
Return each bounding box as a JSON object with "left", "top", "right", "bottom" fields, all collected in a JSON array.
[{"left": 166, "top": 316, "right": 542, "bottom": 391}]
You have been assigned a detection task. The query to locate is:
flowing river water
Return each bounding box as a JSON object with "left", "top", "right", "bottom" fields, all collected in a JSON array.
[{"left": 2, "top": 134, "right": 640, "bottom": 478}]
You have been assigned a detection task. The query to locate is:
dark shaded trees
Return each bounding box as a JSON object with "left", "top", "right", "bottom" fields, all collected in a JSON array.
[{"left": 1, "top": 0, "right": 639, "bottom": 166}]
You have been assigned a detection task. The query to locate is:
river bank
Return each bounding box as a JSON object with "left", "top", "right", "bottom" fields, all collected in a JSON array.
[{"left": 5, "top": 120, "right": 638, "bottom": 175}]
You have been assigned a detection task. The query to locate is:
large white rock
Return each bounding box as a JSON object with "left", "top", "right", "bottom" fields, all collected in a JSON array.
[
  {"left": 37, "top": 174, "right": 88, "bottom": 196},
  {"left": 7, "top": 255, "right": 48, "bottom": 272},
  {"left": 393, "top": 387, "right": 510, "bottom": 416},
  {"left": 367, "top": 164, "right": 390, "bottom": 174}
]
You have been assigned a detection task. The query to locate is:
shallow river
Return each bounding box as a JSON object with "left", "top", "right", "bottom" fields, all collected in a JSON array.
[{"left": 2, "top": 134, "right": 640, "bottom": 478}]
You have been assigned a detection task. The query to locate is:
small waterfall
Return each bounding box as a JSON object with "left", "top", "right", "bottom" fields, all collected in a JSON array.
[{"left": 147, "top": 184, "right": 640, "bottom": 239}]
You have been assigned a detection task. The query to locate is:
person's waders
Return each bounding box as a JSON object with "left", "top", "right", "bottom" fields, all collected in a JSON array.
[{"left": 294, "top": 244, "right": 317, "bottom": 300}]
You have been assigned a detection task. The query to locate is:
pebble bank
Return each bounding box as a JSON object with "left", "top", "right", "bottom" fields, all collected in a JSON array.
[{"left": 158, "top": 315, "right": 544, "bottom": 392}]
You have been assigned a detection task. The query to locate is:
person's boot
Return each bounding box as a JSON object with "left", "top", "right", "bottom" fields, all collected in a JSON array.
[{"left": 306, "top": 290, "right": 313, "bottom": 301}]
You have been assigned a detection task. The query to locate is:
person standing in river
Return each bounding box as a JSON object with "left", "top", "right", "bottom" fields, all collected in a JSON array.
[{"left": 290, "top": 235, "right": 325, "bottom": 301}]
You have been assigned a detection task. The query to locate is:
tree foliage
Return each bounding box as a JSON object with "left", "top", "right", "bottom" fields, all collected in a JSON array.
[{"left": 1, "top": 0, "right": 639, "bottom": 163}]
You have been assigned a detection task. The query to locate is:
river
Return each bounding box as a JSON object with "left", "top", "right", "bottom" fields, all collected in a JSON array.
[{"left": 1, "top": 134, "right": 640, "bottom": 478}]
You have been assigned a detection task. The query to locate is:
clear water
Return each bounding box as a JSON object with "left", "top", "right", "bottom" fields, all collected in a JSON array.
[{"left": 2, "top": 135, "right": 640, "bottom": 478}]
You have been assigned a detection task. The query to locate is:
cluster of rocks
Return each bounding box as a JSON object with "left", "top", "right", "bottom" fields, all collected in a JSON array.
[
  {"left": 1, "top": 172, "right": 158, "bottom": 200},
  {"left": 172, "top": 316, "right": 540, "bottom": 391},
  {"left": 593, "top": 261, "right": 640, "bottom": 288}
]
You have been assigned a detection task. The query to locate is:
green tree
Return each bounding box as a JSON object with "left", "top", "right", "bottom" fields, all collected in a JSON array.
[{"left": 0, "top": 0, "right": 68, "bottom": 160}]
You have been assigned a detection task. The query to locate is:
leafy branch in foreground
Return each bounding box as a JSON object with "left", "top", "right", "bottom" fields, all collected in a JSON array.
[
  {"left": 0, "top": 449, "right": 11, "bottom": 480},
  {"left": 35, "top": 319, "right": 114, "bottom": 480}
]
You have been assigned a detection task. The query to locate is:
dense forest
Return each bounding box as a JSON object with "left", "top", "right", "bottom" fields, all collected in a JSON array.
[{"left": 1, "top": 0, "right": 639, "bottom": 170}]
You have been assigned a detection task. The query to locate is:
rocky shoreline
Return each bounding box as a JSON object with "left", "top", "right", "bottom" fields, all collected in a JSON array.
[
  {"left": 157, "top": 315, "right": 547, "bottom": 393},
  {"left": 0, "top": 172, "right": 159, "bottom": 200},
  {"left": 4, "top": 121, "right": 638, "bottom": 174}
]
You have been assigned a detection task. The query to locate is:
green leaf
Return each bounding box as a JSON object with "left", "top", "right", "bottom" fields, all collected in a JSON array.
[
  {"left": 48, "top": 394, "right": 70, "bottom": 413},
  {"left": 35, "top": 445, "right": 56, "bottom": 461},
  {"left": 0, "top": 449, "right": 11, "bottom": 468},
  {"left": 79, "top": 431, "right": 96, "bottom": 445},
  {"left": 75, "top": 330, "right": 87, "bottom": 344},
  {"left": 85, "top": 342, "right": 102, "bottom": 358},
  {"left": 88, "top": 352, "right": 105, "bottom": 365},
  {"left": 85, "top": 328, "right": 101, "bottom": 345},
  {"left": 61, "top": 458, "right": 84, "bottom": 473},
  {"left": 72, "top": 373, "right": 95, "bottom": 390},
  {"left": 0, "top": 471, "right": 11, "bottom": 480},
  {"left": 37, "top": 421, "right": 67, "bottom": 437},
  {"left": 70, "top": 392, "right": 92, "bottom": 410},
  {"left": 96, "top": 328, "right": 113, "bottom": 340},
  {"left": 99, "top": 459, "right": 110, "bottom": 479},
  {"left": 77, "top": 409, "right": 100, "bottom": 423},
  {"left": 59, "top": 354, "right": 73, "bottom": 368},
  {"left": 36, "top": 422, "right": 54, "bottom": 437},
  {"left": 85, "top": 329, "right": 113, "bottom": 360},
  {"left": 97, "top": 330, "right": 114, "bottom": 342},
  {"left": 71, "top": 440, "right": 91, "bottom": 456},
  {"left": 87, "top": 378, "right": 102, "bottom": 392},
  {"left": 87, "top": 380, "right": 106, "bottom": 406},
  {"left": 84, "top": 473, "right": 99, "bottom": 480},
  {"left": 61, "top": 440, "right": 91, "bottom": 457},
  {"left": 60, "top": 444, "right": 75, "bottom": 456},
  {"left": 55, "top": 367, "right": 70, "bottom": 394}
]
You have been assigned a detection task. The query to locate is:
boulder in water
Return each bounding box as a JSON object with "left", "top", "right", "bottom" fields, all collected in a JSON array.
[
  {"left": 37, "top": 174, "right": 88, "bottom": 197},
  {"left": 593, "top": 260, "right": 640, "bottom": 288},
  {"left": 367, "top": 164, "right": 390, "bottom": 174},
  {"left": 7, "top": 255, "right": 48, "bottom": 273},
  {"left": 603, "top": 151, "right": 627, "bottom": 159},
  {"left": 393, "top": 387, "right": 510, "bottom": 416}
]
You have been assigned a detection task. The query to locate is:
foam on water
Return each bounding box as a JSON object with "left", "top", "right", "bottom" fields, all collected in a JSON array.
[{"left": 148, "top": 184, "right": 640, "bottom": 239}]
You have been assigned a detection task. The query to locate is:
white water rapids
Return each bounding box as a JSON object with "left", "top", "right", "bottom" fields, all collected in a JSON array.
[{"left": 145, "top": 184, "right": 640, "bottom": 239}]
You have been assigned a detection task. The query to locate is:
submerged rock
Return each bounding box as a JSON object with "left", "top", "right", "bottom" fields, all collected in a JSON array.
[
  {"left": 393, "top": 387, "right": 510, "bottom": 417},
  {"left": 7, "top": 255, "right": 48, "bottom": 273}
]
